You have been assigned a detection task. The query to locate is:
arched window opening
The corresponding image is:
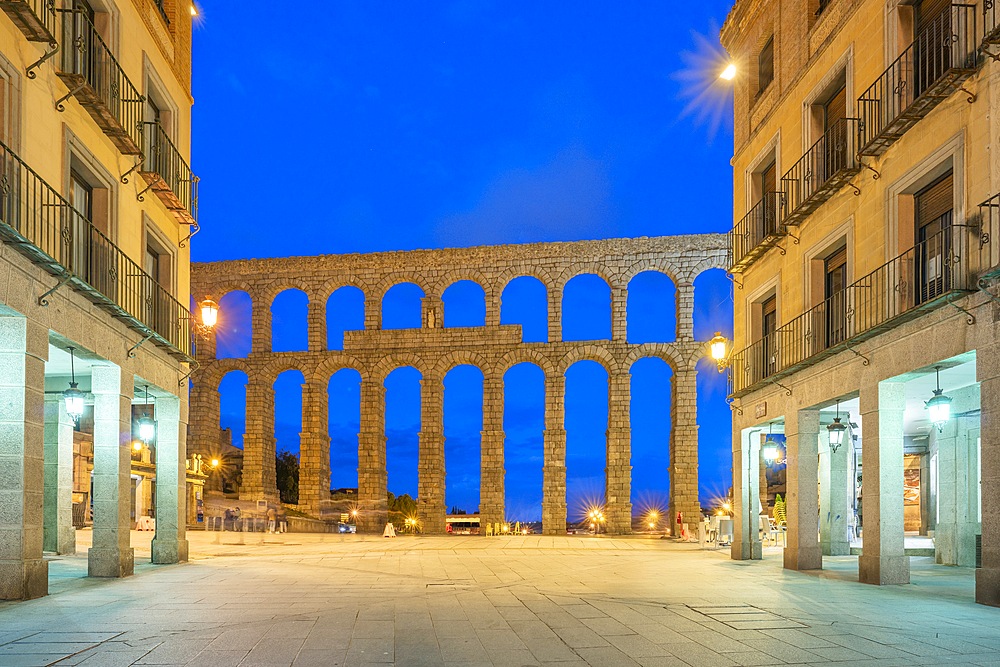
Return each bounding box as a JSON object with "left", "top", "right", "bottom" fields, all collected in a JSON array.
[
  {"left": 500, "top": 276, "right": 548, "bottom": 343},
  {"left": 442, "top": 281, "right": 486, "bottom": 328},
  {"left": 271, "top": 289, "right": 309, "bottom": 352},
  {"left": 562, "top": 274, "right": 611, "bottom": 342},
  {"left": 503, "top": 362, "right": 545, "bottom": 522},
  {"left": 218, "top": 370, "right": 249, "bottom": 449},
  {"left": 382, "top": 283, "right": 424, "bottom": 330},
  {"left": 385, "top": 366, "right": 422, "bottom": 502},
  {"left": 327, "top": 286, "right": 365, "bottom": 350},
  {"left": 630, "top": 357, "right": 673, "bottom": 516},
  {"left": 627, "top": 271, "right": 676, "bottom": 344},
  {"left": 216, "top": 291, "right": 252, "bottom": 359},
  {"left": 565, "top": 360, "right": 608, "bottom": 523},
  {"left": 273, "top": 370, "right": 305, "bottom": 461},
  {"left": 328, "top": 368, "right": 362, "bottom": 492},
  {"left": 694, "top": 268, "right": 733, "bottom": 342},
  {"left": 444, "top": 365, "right": 484, "bottom": 515},
  {"left": 697, "top": 356, "right": 733, "bottom": 506}
]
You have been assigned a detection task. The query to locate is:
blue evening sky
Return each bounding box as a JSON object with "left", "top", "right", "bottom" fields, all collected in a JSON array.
[{"left": 194, "top": 1, "right": 736, "bottom": 520}]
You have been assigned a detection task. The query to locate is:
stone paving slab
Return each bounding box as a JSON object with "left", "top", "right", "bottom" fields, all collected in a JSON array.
[{"left": 1, "top": 532, "right": 1000, "bottom": 666}]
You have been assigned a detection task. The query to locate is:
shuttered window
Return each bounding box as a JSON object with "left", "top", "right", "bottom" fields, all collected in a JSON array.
[
  {"left": 758, "top": 37, "right": 774, "bottom": 95},
  {"left": 824, "top": 85, "right": 847, "bottom": 132},
  {"left": 762, "top": 161, "right": 777, "bottom": 195},
  {"left": 916, "top": 172, "right": 953, "bottom": 228},
  {"left": 916, "top": 0, "right": 950, "bottom": 34}
]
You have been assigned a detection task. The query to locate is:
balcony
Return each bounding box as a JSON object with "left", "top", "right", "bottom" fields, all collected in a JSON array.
[
  {"left": 987, "top": 0, "right": 1000, "bottom": 46},
  {"left": 0, "top": 0, "right": 57, "bottom": 43},
  {"left": 138, "top": 122, "right": 199, "bottom": 226},
  {"left": 55, "top": 7, "right": 143, "bottom": 155},
  {"left": 729, "top": 222, "right": 975, "bottom": 396},
  {"left": 858, "top": 3, "right": 978, "bottom": 157},
  {"left": 781, "top": 117, "right": 861, "bottom": 226},
  {"left": 0, "top": 139, "right": 192, "bottom": 359},
  {"left": 729, "top": 191, "right": 785, "bottom": 273}
]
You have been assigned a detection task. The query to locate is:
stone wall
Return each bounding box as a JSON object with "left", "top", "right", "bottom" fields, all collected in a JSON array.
[{"left": 189, "top": 234, "right": 729, "bottom": 535}]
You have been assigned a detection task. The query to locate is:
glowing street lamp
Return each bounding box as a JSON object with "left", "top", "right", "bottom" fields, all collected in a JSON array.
[
  {"left": 827, "top": 400, "right": 847, "bottom": 453},
  {"left": 138, "top": 385, "right": 156, "bottom": 443},
  {"left": 925, "top": 365, "right": 952, "bottom": 432},
  {"left": 762, "top": 424, "right": 781, "bottom": 464},
  {"left": 720, "top": 63, "right": 737, "bottom": 81},
  {"left": 199, "top": 297, "right": 219, "bottom": 328},
  {"left": 62, "top": 346, "right": 84, "bottom": 422},
  {"left": 709, "top": 332, "right": 729, "bottom": 372}
]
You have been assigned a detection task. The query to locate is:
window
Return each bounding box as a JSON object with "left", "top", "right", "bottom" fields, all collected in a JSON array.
[
  {"left": 143, "top": 220, "right": 177, "bottom": 337},
  {"left": 760, "top": 294, "right": 777, "bottom": 378},
  {"left": 824, "top": 246, "right": 848, "bottom": 347},
  {"left": 757, "top": 37, "right": 774, "bottom": 96},
  {"left": 914, "top": 0, "right": 951, "bottom": 98},
  {"left": 915, "top": 171, "right": 953, "bottom": 302}
]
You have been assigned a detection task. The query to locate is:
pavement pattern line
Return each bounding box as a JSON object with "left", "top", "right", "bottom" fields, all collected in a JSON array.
[{"left": 1, "top": 531, "right": 999, "bottom": 666}]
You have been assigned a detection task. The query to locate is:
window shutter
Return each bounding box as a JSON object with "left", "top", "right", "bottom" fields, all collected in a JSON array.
[
  {"left": 916, "top": 172, "right": 953, "bottom": 225},
  {"left": 916, "top": 0, "right": 950, "bottom": 34},
  {"left": 824, "top": 86, "right": 847, "bottom": 131}
]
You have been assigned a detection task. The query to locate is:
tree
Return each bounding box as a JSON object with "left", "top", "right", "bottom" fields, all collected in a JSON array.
[
  {"left": 275, "top": 450, "right": 299, "bottom": 504},
  {"left": 449, "top": 506, "right": 467, "bottom": 515}
]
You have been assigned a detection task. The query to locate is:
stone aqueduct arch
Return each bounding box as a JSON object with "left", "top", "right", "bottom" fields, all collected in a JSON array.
[{"left": 189, "top": 234, "right": 729, "bottom": 534}]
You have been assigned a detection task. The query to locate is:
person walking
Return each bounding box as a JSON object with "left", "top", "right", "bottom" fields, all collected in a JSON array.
[{"left": 266, "top": 505, "right": 277, "bottom": 534}]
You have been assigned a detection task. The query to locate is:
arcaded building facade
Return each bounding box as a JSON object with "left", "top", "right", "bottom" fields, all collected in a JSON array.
[
  {"left": 0, "top": 0, "right": 198, "bottom": 599},
  {"left": 722, "top": 0, "right": 1000, "bottom": 605},
  {"left": 188, "top": 235, "right": 728, "bottom": 535}
]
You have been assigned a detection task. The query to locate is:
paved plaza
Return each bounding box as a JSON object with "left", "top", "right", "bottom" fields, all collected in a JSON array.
[{"left": 2, "top": 533, "right": 999, "bottom": 667}]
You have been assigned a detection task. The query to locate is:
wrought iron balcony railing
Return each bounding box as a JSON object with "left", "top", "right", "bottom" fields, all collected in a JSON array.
[
  {"left": 986, "top": 0, "right": 1000, "bottom": 46},
  {"left": 858, "top": 3, "right": 978, "bottom": 157},
  {"left": 729, "top": 191, "right": 785, "bottom": 273},
  {"left": 781, "top": 117, "right": 861, "bottom": 226},
  {"left": 55, "top": 7, "right": 144, "bottom": 155},
  {"left": 729, "top": 222, "right": 974, "bottom": 396},
  {"left": 0, "top": 139, "right": 191, "bottom": 359},
  {"left": 137, "top": 122, "right": 199, "bottom": 225},
  {"left": 0, "top": 0, "right": 57, "bottom": 43},
  {"left": 979, "top": 191, "right": 1000, "bottom": 280}
]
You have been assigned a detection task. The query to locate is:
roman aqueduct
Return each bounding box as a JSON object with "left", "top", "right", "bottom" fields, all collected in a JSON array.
[{"left": 188, "top": 234, "right": 729, "bottom": 534}]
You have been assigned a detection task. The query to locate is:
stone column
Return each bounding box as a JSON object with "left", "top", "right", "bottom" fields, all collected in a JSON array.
[
  {"left": 241, "top": 376, "right": 279, "bottom": 503},
  {"left": 605, "top": 372, "right": 631, "bottom": 533},
  {"left": 820, "top": 426, "right": 852, "bottom": 556},
  {"left": 152, "top": 394, "right": 188, "bottom": 564},
  {"left": 676, "top": 281, "right": 695, "bottom": 341},
  {"left": 422, "top": 296, "right": 443, "bottom": 329},
  {"left": 251, "top": 297, "right": 272, "bottom": 354},
  {"left": 308, "top": 299, "right": 327, "bottom": 352},
  {"left": 548, "top": 285, "right": 562, "bottom": 343},
  {"left": 365, "top": 297, "right": 382, "bottom": 329},
  {"left": 187, "top": 374, "right": 220, "bottom": 458},
  {"left": 0, "top": 317, "right": 48, "bottom": 600},
  {"left": 859, "top": 380, "right": 909, "bottom": 585},
  {"left": 670, "top": 366, "right": 700, "bottom": 525},
  {"left": 784, "top": 408, "right": 822, "bottom": 571},
  {"left": 485, "top": 288, "right": 501, "bottom": 327},
  {"left": 978, "top": 342, "right": 1000, "bottom": 605},
  {"left": 610, "top": 284, "right": 628, "bottom": 342},
  {"left": 732, "top": 425, "right": 762, "bottom": 560},
  {"left": 418, "top": 374, "right": 446, "bottom": 533},
  {"left": 542, "top": 372, "right": 567, "bottom": 535},
  {"left": 480, "top": 374, "right": 505, "bottom": 528},
  {"left": 89, "top": 364, "right": 133, "bottom": 578},
  {"left": 935, "top": 408, "right": 979, "bottom": 567},
  {"left": 357, "top": 377, "right": 388, "bottom": 533},
  {"left": 43, "top": 396, "right": 75, "bottom": 555},
  {"left": 299, "top": 381, "right": 331, "bottom": 516}
]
